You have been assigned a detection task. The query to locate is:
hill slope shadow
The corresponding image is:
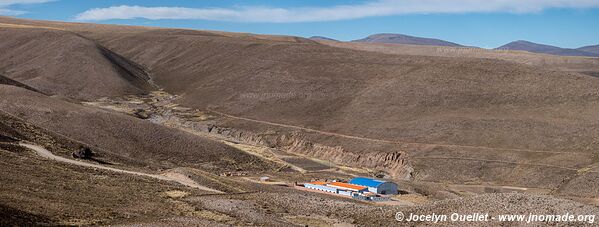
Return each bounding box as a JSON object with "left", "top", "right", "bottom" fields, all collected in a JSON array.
[{"left": 0, "top": 28, "right": 158, "bottom": 100}]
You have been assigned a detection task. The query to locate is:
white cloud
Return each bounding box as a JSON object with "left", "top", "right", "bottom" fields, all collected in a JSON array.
[
  {"left": 0, "top": 0, "right": 53, "bottom": 15},
  {"left": 0, "top": 8, "right": 24, "bottom": 15},
  {"left": 75, "top": 0, "right": 599, "bottom": 22},
  {"left": 0, "top": 0, "right": 53, "bottom": 6}
]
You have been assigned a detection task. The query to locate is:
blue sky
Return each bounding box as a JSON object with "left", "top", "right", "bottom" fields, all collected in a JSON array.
[{"left": 1, "top": 0, "right": 598, "bottom": 48}]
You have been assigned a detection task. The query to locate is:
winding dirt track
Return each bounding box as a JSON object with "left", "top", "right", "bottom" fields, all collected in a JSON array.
[
  {"left": 19, "top": 143, "right": 223, "bottom": 193},
  {"left": 208, "top": 110, "right": 583, "bottom": 154}
]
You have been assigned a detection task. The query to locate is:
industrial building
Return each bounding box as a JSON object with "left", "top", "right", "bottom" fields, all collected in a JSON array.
[
  {"left": 302, "top": 177, "right": 398, "bottom": 201},
  {"left": 304, "top": 181, "right": 339, "bottom": 193},
  {"left": 349, "top": 177, "right": 398, "bottom": 195},
  {"left": 327, "top": 182, "right": 368, "bottom": 196},
  {"left": 304, "top": 181, "right": 368, "bottom": 197}
]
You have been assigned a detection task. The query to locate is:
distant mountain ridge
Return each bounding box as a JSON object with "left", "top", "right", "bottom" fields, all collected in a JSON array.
[
  {"left": 497, "top": 40, "right": 599, "bottom": 57},
  {"left": 352, "top": 33, "right": 463, "bottom": 47},
  {"left": 312, "top": 32, "right": 598, "bottom": 58},
  {"left": 578, "top": 45, "right": 599, "bottom": 55},
  {"left": 309, "top": 36, "right": 338, "bottom": 42}
]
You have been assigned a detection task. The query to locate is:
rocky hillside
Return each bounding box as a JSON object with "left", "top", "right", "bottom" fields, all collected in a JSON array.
[{"left": 1, "top": 17, "right": 598, "bottom": 190}]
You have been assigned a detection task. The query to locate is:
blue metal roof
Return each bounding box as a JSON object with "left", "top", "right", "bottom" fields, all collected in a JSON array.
[{"left": 349, "top": 177, "right": 387, "bottom": 188}]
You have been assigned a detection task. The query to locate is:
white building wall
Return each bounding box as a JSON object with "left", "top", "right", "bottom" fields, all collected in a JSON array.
[
  {"left": 305, "top": 184, "right": 338, "bottom": 193},
  {"left": 367, "top": 187, "right": 377, "bottom": 193},
  {"left": 338, "top": 190, "right": 352, "bottom": 196}
]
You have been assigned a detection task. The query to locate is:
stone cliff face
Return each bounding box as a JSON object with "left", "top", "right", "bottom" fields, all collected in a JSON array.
[{"left": 209, "top": 125, "right": 413, "bottom": 180}]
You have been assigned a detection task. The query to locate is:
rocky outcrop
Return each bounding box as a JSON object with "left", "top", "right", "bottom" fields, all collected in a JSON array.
[{"left": 209, "top": 125, "right": 413, "bottom": 180}]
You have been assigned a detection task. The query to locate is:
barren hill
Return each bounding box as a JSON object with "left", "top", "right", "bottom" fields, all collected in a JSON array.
[
  {"left": 0, "top": 74, "right": 39, "bottom": 93},
  {"left": 497, "top": 40, "right": 599, "bottom": 57},
  {"left": 0, "top": 17, "right": 598, "bottom": 225},
  {"left": 318, "top": 41, "right": 599, "bottom": 75},
  {"left": 579, "top": 44, "right": 599, "bottom": 55},
  {"left": 0, "top": 84, "right": 273, "bottom": 172},
  {"left": 353, "top": 33, "right": 463, "bottom": 47},
  {"left": 63, "top": 24, "right": 599, "bottom": 153},
  {"left": 0, "top": 26, "right": 156, "bottom": 100},
  {"left": 309, "top": 36, "right": 338, "bottom": 42},
  {"left": 20, "top": 19, "right": 596, "bottom": 188},
  {"left": 2, "top": 17, "right": 599, "bottom": 182}
]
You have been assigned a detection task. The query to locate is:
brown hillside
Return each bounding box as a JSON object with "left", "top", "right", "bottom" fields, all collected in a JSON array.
[
  {"left": 70, "top": 27, "right": 599, "bottom": 153},
  {"left": 0, "top": 85, "right": 273, "bottom": 172},
  {"left": 320, "top": 41, "right": 599, "bottom": 74},
  {"left": 1, "top": 17, "right": 598, "bottom": 188},
  {"left": 0, "top": 74, "right": 39, "bottom": 93},
  {"left": 0, "top": 16, "right": 598, "bottom": 225},
  {"left": 0, "top": 27, "right": 155, "bottom": 100}
]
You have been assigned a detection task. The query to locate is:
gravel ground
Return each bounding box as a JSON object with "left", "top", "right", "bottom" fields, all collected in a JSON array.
[{"left": 401, "top": 193, "right": 599, "bottom": 226}]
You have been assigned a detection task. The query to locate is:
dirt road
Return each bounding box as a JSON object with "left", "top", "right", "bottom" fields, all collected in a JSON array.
[
  {"left": 209, "top": 110, "right": 599, "bottom": 173},
  {"left": 209, "top": 110, "right": 585, "bottom": 155},
  {"left": 19, "top": 143, "right": 223, "bottom": 193}
]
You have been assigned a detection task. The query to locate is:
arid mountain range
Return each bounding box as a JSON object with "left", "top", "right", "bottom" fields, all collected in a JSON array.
[
  {"left": 1, "top": 16, "right": 598, "bottom": 225},
  {"left": 497, "top": 40, "right": 599, "bottom": 57},
  {"left": 312, "top": 33, "right": 599, "bottom": 57}
]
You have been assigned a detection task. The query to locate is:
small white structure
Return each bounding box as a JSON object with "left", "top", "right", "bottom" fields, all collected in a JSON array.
[{"left": 259, "top": 176, "right": 270, "bottom": 182}]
